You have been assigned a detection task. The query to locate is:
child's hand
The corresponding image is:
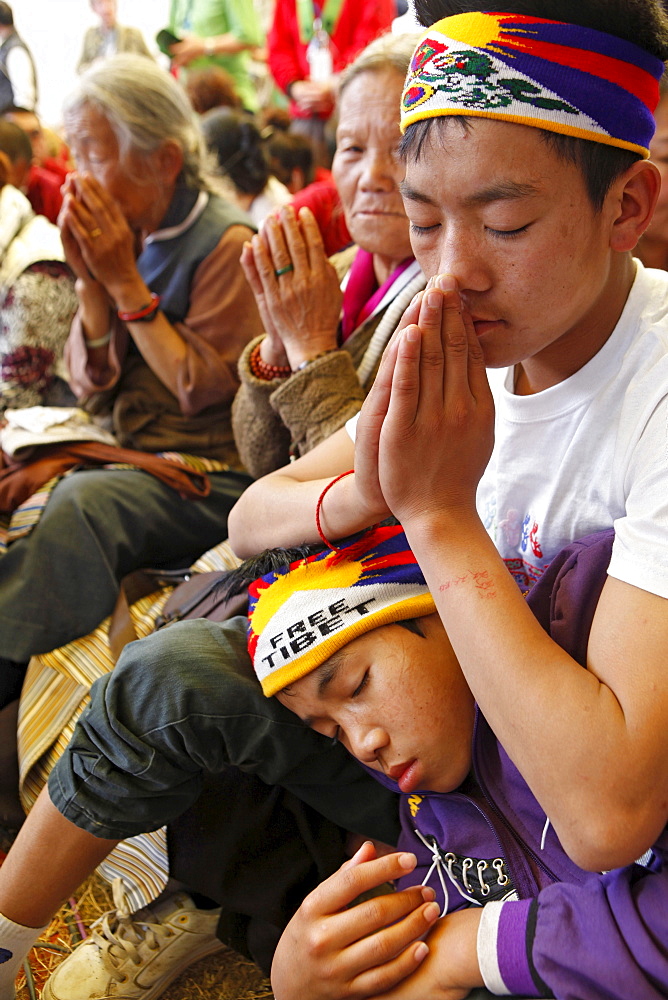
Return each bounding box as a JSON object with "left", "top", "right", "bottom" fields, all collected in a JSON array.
[
  {"left": 374, "top": 908, "right": 484, "bottom": 1000},
  {"left": 271, "top": 841, "right": 441, "bottom": 1000}
]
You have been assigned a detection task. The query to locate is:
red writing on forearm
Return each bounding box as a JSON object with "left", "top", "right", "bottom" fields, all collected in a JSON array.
[{"left": 439, "top": 569, "right": 496, "bottom": 599}]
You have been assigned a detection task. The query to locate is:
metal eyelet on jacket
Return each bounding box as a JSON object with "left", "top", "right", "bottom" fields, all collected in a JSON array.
[
  {"left": 477, "top": 859, "right": 491, "bottom": 896},
  {"left": 493, "top": 857, "right": 510, "bottom": 885},
  {"left": 462, "top": 857, "right": 474, "bottom": 893},
  {"left": 414, "top": 829, "right": 517, "bottom": 906}
]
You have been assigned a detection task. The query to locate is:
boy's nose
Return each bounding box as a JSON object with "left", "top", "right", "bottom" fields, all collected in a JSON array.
[
  {"left": 436, "top": 232, "right": 491, "bottom": 293},
  {"left": 349, "top": 724, "right": 389, "bottom": 763}
]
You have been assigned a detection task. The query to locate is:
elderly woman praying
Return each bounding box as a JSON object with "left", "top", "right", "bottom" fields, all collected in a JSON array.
[
  {"left": 0, "top": 54, "right": 262, "bottom": 706},
  {"left": 232, "top": 31, "right": 425, "bottom": 479}
]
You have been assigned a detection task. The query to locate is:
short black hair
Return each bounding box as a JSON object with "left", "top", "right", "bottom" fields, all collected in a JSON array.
[
  {"left": 0, "top": 3, "right": 13, "bottom": 27},
  {"left": 0, "top": 118, "right": 31, "bottom": 163},
  {"left": 412, "top": 0, "right": 668, "bottom": 59},
  {"left": 215, "top": 543, "right": 323, "bottom": 602}
]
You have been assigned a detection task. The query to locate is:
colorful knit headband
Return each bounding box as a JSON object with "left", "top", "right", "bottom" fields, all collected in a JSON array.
[
  {"left": 401, "top": 12, "right": 664, "bottom": 156},
  {"left": 248, "top": 525, "right": 436, "bottom": 697}
]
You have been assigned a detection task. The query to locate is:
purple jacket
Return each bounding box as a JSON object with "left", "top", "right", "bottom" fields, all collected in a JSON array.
[{"left": 396, "top": 531, "right": 668, "bottom": 999}]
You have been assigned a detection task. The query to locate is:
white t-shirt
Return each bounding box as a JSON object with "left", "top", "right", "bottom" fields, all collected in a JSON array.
[{"left": 346, "top": 261, "right": 668, "bottom": 597}]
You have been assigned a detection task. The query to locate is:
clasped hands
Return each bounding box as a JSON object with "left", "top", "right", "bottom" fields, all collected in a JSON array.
[
  {"left": 240, "top": 205, "right": 342, "bottom": 371},
  {"left": 58, "top": 172, "right": 139, "bottom": 300},
  {"left": 271, "top": 841, "right": 480, "bottom": 1000},
  {"left": 352, "top": 275, "right": 495, "bottom": 534}
]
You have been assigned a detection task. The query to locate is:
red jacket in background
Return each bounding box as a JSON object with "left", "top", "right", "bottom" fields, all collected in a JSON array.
[
  {"left": 26, "top": 165, "right": 63, "bottom": 225},
  {"left": 268, "top": 0, "right": 396, "bottom": 120}
]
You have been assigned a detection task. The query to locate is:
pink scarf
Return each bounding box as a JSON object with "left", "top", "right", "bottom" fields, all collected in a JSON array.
[{"left": 340, "top": 249, "right": 413, "bottom": 342}]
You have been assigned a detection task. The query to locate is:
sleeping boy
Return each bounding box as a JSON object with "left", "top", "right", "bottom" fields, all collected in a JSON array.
[
  {"left": 0, "top": 522, "right": 664, "bottom": 1000},
  {"left": 244, "top": 524, "right": 668, "bottom": 1000}
]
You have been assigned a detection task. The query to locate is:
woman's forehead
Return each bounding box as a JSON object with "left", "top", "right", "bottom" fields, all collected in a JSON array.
[{"left": 338, "top": 71, "right": 405, "bottom": 124}]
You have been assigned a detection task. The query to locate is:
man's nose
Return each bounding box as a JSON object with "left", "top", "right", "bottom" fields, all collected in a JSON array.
[{"left": 436, "top": 229, "right": 491, "bottom": 293}]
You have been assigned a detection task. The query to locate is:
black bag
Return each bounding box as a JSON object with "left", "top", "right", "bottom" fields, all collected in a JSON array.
[{"left": 155, "top": 572, "right": 248, "bottom": 629}]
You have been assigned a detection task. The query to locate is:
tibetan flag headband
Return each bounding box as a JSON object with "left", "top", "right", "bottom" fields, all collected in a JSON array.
[
  {"left": 248, "top": 524, "right": 436, "bottom": 697},
  {"left": 401, "top": 12, "right": 664, "bottom": 157}
]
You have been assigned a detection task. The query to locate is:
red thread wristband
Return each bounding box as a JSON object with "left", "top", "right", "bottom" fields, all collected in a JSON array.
[
  {"left": 118, "top": 292, "right": 161, "bottom": 323},
  {"left": 315, "top": 469, "right": 354, "bottom": 551}
]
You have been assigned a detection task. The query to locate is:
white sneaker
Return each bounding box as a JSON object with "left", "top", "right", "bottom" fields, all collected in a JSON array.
[{"left": 42, "top": 880, "right": 225, "bottom": 1000}]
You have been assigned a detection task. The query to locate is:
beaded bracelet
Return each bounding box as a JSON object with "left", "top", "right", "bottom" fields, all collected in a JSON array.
[
  {"left": 315, "top": 469, "right": 354, "bottom": 551},
  {"left": 118, "top": 292, "right": 161, "bottom": 324},
  {"left": 249, "top": 342, "right": 292, "bottom": 381}
]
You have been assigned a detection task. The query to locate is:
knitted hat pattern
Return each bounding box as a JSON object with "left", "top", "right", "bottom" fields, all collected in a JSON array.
[
  {"left": 401, "top": 12, "right": 664, "bottom": 156},
  {"left": 248, "top": 524, "right": 436, "bottom": 696}
]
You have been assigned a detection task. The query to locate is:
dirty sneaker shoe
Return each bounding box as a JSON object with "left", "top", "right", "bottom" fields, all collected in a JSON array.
[{"left": 42, "top": 879, "right": 225, "bottom": 1000}]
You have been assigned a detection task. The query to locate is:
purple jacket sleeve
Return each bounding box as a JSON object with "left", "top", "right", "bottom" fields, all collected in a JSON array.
[{"left": 477, "top": 839, "right": 668, "bottom": 999}]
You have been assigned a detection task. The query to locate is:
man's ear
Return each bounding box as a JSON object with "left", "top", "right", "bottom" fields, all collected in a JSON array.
[
  {"left": 157, "top": 139, "right": 185, "bottom": 187},
  {"left": 608, "top": 159, "right": 661, "bottom": 252}
]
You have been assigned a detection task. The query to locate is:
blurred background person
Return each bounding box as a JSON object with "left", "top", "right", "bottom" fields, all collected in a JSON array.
[
  {"left": 0, "top": 1, "right": 36, "bottom": 114},
  {"left": 0, "top": 146, "right": 76, "bottom": 412},
  {"left": 167, "top": 0, "right": 264, "bottom": 114},
  {"left": 184, "top": 64, "right": 241, "bottom": 114},
  {"left": 0, "top": 54, "right": 262, "bottom": 705},
  {"left": 0, "top": 118, "right": 63, "bottom": 223},
  {"left": 3, "top": 108, "right": 71, "bottom": 223},
  {"left": 4, "top": 106, "right": 67, "bottom": 183},
  {"left": 266, "top": 128, "right": 351, "bottom": 255},
  {"left": 266, "top": 129, "right": 314, "bottom": 194},
  {"left": 267, "top": 0, "right": 395, "bottom": 167},
  {"left": 77, "top": 0, "right": 152, "bottom": 74},
  {"left": 202, "top": 106, "right": 291, "bottom": 225}
]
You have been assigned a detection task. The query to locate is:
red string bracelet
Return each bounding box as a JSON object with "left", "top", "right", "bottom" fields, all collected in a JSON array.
[
  {"left": 118, "top": 292, "right": 161, "bottom": 323},
  {"left": 315, "top": 469, "right": 354, "bottom": 551}
]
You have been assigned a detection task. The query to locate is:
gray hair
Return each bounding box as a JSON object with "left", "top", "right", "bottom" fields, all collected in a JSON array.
[
  {"left": 62, "top": 53, "right": 207, "bottom": 189},
  {"left": 338, "top": 31, "right": 422, "bottom": 98}
]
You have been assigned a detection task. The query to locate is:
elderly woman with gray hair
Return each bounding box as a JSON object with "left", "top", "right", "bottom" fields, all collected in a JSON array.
[{"left": 0, "top": 53, "right": 262, "bottom": 705}]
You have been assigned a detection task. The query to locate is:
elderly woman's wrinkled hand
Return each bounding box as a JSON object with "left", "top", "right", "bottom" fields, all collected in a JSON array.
[
  {"left": 245, "top": 206, "right": 343, "bottom": 371},
  {"left": 58, "top": 175, "right": 94, "bottom": 285},
  {"left": 58, "top": 173, "right": 139, "bottom": 298}
]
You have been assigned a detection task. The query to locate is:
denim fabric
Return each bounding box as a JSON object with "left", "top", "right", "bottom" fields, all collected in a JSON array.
[
  {"left": 48, "top": 616, "right": 401, "bottom": 845},
  {"left": 0, "top": 467, "right": 250, "bottom": 662}
]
